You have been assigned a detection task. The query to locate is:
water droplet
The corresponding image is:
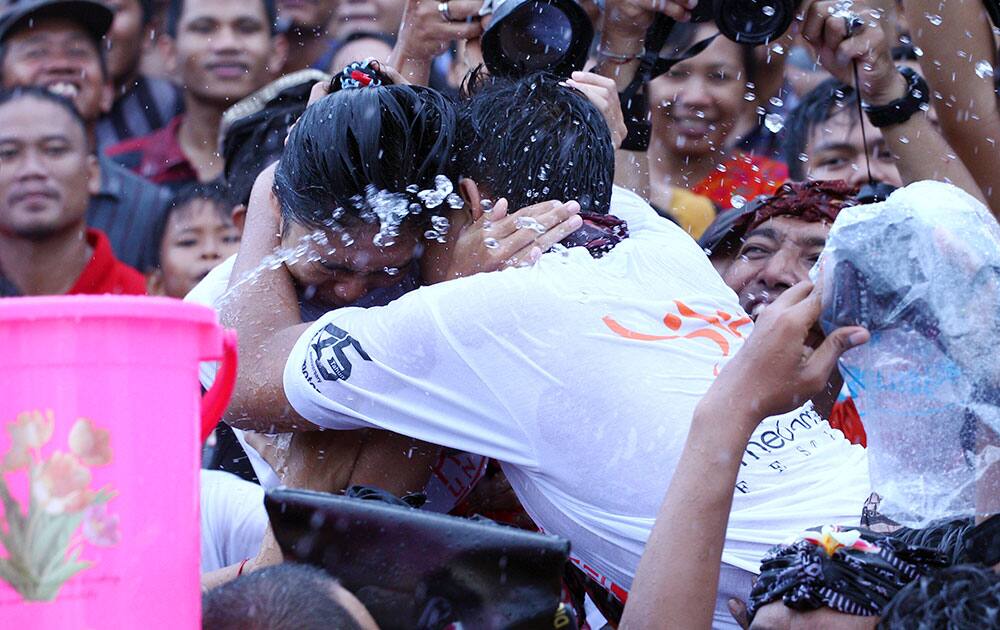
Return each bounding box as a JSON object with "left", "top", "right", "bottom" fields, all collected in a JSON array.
[
  {"left": 384, "top": 267, "right": 400, "bottom": 276},
  {"left": 898, "top": 136, "right": 910, "bottom": 144},
  {"left": 372, "top": 232, "right": 394, "bottom": 247},
  {"left": 406, "top": 184, "right": 419, "bottom": 194},
  {"left": 716, "top": 163, "right": 728, "bottom": 173},
  {"left": 548, "top": 243, "right": 570, "bottom": 257},
  {"left": 483, "top": 237, "right": 500, "bottom": 249},
  {"left": 797, "top": 152, "right": 809, "bottom": 162},
  {"left": 744, "top": 92, "right": 756, "bottom": 101},
  {"left": 924, "top": 12, "right": 942, "bottom": 26},
  {"left": 481, "top": 199, "right": 494, "bottom": 212},
  {"left": 768, "top": 96, "right": 784, "bottom": 108},
  {"left": 514, "top": 216, "right": 547, "bottom": 234},
  {"left": 730, "top": 194, "right": 747, "bottom": 209},
  {"left": 770, "top": 43, "right": 784, "bottom": 55},
  {"left": 762, "top": 5, "right": 775, "bottom": 16},
  {"left": 764, "top": 112, "right": 784, "bottom": 133},
  {"left": 340, "top": 232, "right": 354, "bottom": 246},
  {"left": 424, "top": 229, "right": 440, "bottom": 240},
  {"left": 538, "top": 165, "right": 550, "bottom": 181},
  {"left": 431, "top": 215, "right": 451, "bottom": 232},
  {"left": 976, "top": 60, "right": 995, "bottom": 79},
  {"left": 445, "top": 193, "right": 464, "bottom": 209},
  {"left": 409, "top": 202, "right": 423, "bottom": 215}
]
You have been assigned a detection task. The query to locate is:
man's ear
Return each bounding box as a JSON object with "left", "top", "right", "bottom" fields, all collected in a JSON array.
[
  {"left": 86, "top": 155, "right": 102, "bottom": 196},
  {"left": 99, "top": 79, "right": 114, "bottom": 115},
  {"left": 458, "top": 178, "right": 483, "bottom": 221},
  {"left": 146, "top": 268, "right": 165, "bottom": 296},
  {"left": 269, "top": 34, "right": 290, "bottom": 77},
  {"left": 231, "top": 204, "right": 247, "bottom": 233}
]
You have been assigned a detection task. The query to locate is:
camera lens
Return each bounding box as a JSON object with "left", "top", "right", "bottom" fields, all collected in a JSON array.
[
  {"left": 714, "top": 0, "right": 794, "bottom": 45},
  {"left": 497, "top": 2, "right": 573, "bottom": 69}
]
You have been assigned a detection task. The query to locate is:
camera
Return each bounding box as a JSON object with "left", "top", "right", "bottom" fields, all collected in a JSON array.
[
  {"left": 480, "top": 0, "right": 594, "bottom": 78},
  {"left": 689, "top": 0, "right": 799, "bottom": 45},
  {"left": 987, "top": 0, "right": 1000, "bottom": 28}
]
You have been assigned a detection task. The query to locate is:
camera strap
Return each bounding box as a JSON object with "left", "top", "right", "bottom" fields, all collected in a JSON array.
[{"left": 851, "top": 60, "right": 875, "bottom": 187}]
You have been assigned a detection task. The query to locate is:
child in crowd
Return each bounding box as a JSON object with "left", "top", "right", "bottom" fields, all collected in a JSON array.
[{"left": 147, "top": 182, "right": 242, "bottom": 299}]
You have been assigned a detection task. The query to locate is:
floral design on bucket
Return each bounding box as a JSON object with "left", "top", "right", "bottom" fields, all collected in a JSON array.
[{"left": 0, "top": 410, "right": 118, "bottom": 601}]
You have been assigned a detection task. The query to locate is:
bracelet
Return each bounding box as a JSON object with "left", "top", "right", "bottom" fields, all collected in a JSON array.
[
  {"left": 596, "top": 45, "right": 641, "bottom": 64},
  {"left": 237, "top": 558, "right": 251, "bottom": 576},
  {"left": 861, "top": 66, "right": 929, "bottom": 129}
]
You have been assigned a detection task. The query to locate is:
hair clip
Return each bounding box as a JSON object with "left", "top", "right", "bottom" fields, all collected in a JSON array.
[{"left": 339, "top": 60, "right": 383, "bottom": 90}]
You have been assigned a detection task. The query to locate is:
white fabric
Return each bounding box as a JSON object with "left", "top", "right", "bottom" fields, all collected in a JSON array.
[
  {"left": 186, "top": 257, "right": 487, "bottom": 512},
  {"left": 200, "top": 469, "right": 267, "bottom": 572},
  {"left": 284, "top": 186, "right": 871, "bottom": 594}
]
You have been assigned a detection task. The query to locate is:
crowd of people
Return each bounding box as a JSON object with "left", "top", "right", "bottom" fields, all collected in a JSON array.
[{"left": 0, "top": 0, "right": 998, "bottom": 627}]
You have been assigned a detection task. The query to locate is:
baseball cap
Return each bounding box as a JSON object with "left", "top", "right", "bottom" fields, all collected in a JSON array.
[{"left": 0, "top": 0, "right": 114, "bottom": 46}]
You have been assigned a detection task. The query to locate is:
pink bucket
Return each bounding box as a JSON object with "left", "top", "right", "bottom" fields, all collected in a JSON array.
[{"left": 0, "top": 296, "right": 237, "bottom": 628}]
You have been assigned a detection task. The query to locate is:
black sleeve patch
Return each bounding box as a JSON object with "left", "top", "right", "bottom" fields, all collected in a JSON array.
[{"left": 309, "top": 324, "right": 372, "bottom": 382}]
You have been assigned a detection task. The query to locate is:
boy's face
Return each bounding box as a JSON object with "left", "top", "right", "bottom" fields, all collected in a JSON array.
[
  {"left": 103, "top": 0, "right": 146, "bottom": 84},
  {"left": 166, "top": 0, "right": 282, "bottom": 106},
  {"left": 0, "top": 97, "right": 99, "bottom": 240},
  {"left": 1, "top": 18, "right": 113, "bottom": 124},
  {"left": 281, "top": 218, "right": 421, "bottom": 309},
  {"left": 804, "top": 108, "right": 902, "bottom": 188},
  {"left": 158, "top": 198, "right": 241, "bottom": 298}
]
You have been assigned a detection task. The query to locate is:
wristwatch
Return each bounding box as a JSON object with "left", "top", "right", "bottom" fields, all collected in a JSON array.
[{"left": 861, "top": 66, "right": 930, "bottom": 128}]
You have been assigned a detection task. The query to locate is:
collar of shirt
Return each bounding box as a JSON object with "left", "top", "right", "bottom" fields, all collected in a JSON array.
[
  {"left": 107, "top": 115, "right": 198, "bottom": 186},
  {"left": 68, "top": 229, "right": 145, "bottom": 295}
]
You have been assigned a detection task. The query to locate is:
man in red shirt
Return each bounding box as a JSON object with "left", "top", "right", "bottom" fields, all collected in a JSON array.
[{"left": 0, "top": 87, "right": 144, "bottom": 297}]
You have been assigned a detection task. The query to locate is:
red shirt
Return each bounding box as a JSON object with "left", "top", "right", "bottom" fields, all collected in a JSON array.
[
  {"left": 68, "top": 229, "right": 147, "bottom": 296},
  {"left": 104, "top": 115, "right": 199, "bottom": 188},
  {"left": 693, "top": 153, "right": 788, "bottom": 210}
]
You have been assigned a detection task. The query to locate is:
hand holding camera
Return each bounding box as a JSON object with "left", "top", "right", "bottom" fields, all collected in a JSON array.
[
  {"left": 801, "top": 0, "right": 906, "bottom": 106},
  {"left": 392, "top": 0, "right": 484, "bottom": 78}
]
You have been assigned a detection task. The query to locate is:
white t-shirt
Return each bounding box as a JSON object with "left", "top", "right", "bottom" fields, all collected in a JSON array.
[
  {"left": 187, "top": 258, "right": 487, "bottom": 512},
  {"left": 284, "top": 187, "right": 871, "bottom": 593},
  {"left": 200, "top": 470, "right": 267, "bottom": 572}
]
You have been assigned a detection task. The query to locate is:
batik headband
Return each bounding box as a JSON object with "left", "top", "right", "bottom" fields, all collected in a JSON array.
[
  {"left": 335, "top": 59, "right": 384, "bottom": 91},
  {"left": 747, "top": 525, "right": 948, "bottom": 621}
]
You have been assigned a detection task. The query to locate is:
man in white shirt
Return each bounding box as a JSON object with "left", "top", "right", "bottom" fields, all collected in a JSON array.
[{"left": 221, "top": 73, "right": 869, "bottom": 628}]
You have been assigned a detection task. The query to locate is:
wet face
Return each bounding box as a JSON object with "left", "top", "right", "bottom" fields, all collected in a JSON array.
[
  {"left": 722, "top": 216, "right": 830, "bottom": 319},
  {"left": 804, "top": 108, "right": 902, "bottom": 188},
  {"left": 281, "top": 218, "right": 421, "bottom": 309},
  {"left": 1, "top": 18, "right": 112, "bottom": 123},
  {"left": 750, "top": 602, "right": 880, "bottom": 629},
  {"left": 278, "top": 0, "right": 337, "bottom": 31},
  {"left": 330, "top": 0, "right": 407, "bottom": 38},
  {"left": 0, "top": 97, "right": 98, "bottom": 240},
  {"left": 649, "top": 27, "right": 748, "bottom": 160},
  {"left": 102, "top": 0, "right": 145, "bottom": 84},
  {"left": 157, "top": 199, "right": 242, "bottom": 298},
  {"left": 167, "top": 0, "right": 280, "bottom": 106}
]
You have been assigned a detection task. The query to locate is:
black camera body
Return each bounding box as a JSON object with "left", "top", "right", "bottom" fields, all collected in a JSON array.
[
  {"left": 690, "top": 0, "right": 799, "bottom": 45},
  {"left": 481, "top": 0, "right": 594, "bottom": 77},
  {"left": 987, "top": 0, "right": 1000, "bottom": 27}
]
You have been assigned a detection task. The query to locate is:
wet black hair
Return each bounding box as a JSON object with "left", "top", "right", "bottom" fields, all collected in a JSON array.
[
  {"left": 888, "top": 517, "right": 977, "bottom": 567},
  {"left": 166, "top": 0, "right": 278, "bottom": 37},
  {"left": 273, "top": 80, "right": 457, "bottom": 229},
  {"left": 454, "top": 71, "right": 614, "bottom": 215},
  {"left": 783, "top": 78, "right": 857, "bottom": 181},
  {"left": 877, "top": 564, "right": 1000, "bottom": 629},
  {"left": 202, "top": 563, "right": 362, "bottom": 630},
  {"left": 149, "top": 180, "right": 237, "bottom": 267},
  {"left": 0, "top": 86, "right": 89, "bottom": 147}
]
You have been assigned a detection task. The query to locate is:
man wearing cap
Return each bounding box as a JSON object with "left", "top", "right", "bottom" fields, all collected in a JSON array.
[
  {"left": 0, "top": 0, "right": 171, "bottom": 272},
  {"left": 106, "top": 0, "right": 287, "bottom": 188}
]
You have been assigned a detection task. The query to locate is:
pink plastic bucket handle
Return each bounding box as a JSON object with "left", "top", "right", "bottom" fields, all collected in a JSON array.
[{"left": 201, "top": 329, "right": 238, "bottom": 443}]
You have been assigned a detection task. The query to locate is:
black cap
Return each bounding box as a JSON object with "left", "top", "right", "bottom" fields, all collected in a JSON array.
[
  {"left": 697, "top": 204, "right": 757, "bottom": 258},
  {"left": 0, "top": 0, "right": 114, "bottom": 46}
]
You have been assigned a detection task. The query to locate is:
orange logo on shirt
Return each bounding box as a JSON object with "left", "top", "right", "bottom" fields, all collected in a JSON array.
[{"left": 603, "top": 301, "right": 752, "bottom": 374}]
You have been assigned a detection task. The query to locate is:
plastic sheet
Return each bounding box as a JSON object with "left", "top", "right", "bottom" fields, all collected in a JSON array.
[{"left": 816, "top": 181, "right": 1000, "bottom": 526}]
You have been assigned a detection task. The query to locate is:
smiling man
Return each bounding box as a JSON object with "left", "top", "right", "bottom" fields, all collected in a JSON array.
[{"left": 107, "top": 0, "right": 287, "bottom": 188}]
